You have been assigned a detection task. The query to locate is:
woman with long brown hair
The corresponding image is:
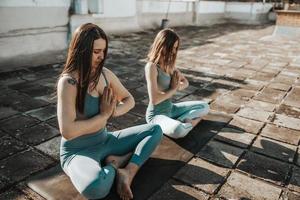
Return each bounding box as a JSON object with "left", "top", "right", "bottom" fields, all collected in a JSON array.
[
  {"left": 145, "top": 28, "right": 209, "bottom": 139},
  {"left": 57, "top": 23, "right": 162, "bottom": 200}
]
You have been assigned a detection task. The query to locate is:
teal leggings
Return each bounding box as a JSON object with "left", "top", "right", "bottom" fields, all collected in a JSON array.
[
  {"left": 60, "top": 124, "right": 162, "bottom": 199},
  {"left": 146, "top": 101, "right": 209, "bottom": 139}
]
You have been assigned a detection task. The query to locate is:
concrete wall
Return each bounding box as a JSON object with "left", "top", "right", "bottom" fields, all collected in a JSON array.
[
  {"left": 197, "top": 1, "right": 226, "bottom": 25},
  {"left": 70, "top": 0, "right": 273, "bottom": 35},
  {"left": 70, "top": 0, "right": 139, "bottom": 34},
  {"left": 225, "top": 2, "right": 273, "bottom": 24},
  {"left": 70, "top": 0, "right": 195, "bottom": 33},
  {"left": 136, "top": 0, "right": 194, "bottom": 29},
  {"left": 0, "top": 0, "right": 71, "bottom": 70}
]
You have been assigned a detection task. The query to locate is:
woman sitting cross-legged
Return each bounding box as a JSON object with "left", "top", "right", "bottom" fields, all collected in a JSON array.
[
  {"left": 57, "top": 23, "right": 162, "bottom": 200},
  {"left": 145, "top": 28, "right": 210, "bottom": 139}
]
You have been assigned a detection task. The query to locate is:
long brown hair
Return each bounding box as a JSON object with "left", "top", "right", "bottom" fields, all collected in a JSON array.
[
  {"left": 60, "top": 23, "right": 108, "bottom": 113},
  {"left": 147, "top": 28, "right": 180, "bottom": 73}
]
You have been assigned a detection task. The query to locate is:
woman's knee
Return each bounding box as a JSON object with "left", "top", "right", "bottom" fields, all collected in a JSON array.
[
  {"left": 80, "top": 175, "right": 113, "bottom": 199},
  {"left": 150, "top": 124, "right": 163, "bottom": 141},
  {"left": 171, "top": 124, "right": 191, "bottom": 139},
  {"left": 77, "top": 168, "right": 115, "bottom": 199}
]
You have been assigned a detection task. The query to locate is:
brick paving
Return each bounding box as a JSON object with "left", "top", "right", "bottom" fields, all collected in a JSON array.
[{"left": 0, "top": 23, "right": 300, "bottom": 199}]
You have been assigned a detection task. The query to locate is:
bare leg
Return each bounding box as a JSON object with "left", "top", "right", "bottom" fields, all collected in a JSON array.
[
  {"left": 105, "top": 152, "right": 133, "bottom": 169},
  {"left": 185, "top": 117, "right": 202, "bottom": 127},
  {"left": 117, "top": 163, "right": 139, "bottom": 200}
]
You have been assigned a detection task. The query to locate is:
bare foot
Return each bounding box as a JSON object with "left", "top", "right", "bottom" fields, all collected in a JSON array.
[
  {"left": 117, "top": 168, "right": 134, "bottom": 200},
  {"left": 105, "top": 152, "right": 133, "bottom": 169},
  {"left": 185, "top": 118, "right": 202, "bottom": 127}
]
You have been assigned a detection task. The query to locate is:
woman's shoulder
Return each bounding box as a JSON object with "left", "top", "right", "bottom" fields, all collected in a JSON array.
[
  {"left": 102, "top": 67, "right": 111, "bottom": 75},
  {"left": 145, "top": 61, "right": 157, "bottom": 67},
  {"left": 102, "top": 67, "right": 115, "bottom": 79},
  {"left": 57, "top": 73, "right": 78, "bottom": 94},
  {"left": 145, "top": 62, "right": 158, "bottom": 73},
  {"left": 101, "top": 67, "right": 120, "bottom": 84}
]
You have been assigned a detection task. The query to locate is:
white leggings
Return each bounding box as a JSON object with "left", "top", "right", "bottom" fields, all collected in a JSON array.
[{"left": 147, "top": 101, "right": 210, "bottom": 139}]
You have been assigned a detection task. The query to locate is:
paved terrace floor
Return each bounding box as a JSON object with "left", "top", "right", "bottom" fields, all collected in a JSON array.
[{"left": 0, "top": 23, "right": 300, "bottom": 200}]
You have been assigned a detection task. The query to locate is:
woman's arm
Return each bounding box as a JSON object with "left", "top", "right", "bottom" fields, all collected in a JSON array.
[
  {"left": 57, "top": 76, "right": 110, "bottom": 140},
  {"left": 176, "top": 69, "right": 189, "bottom": 91},
  {"left": 145, "top": 63, "right": 178, "bottom": 105},
  {"left": 103, "top": 68, "right": 135, "bottom": 117}
]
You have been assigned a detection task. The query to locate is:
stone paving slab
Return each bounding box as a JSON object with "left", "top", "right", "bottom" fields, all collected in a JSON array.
[
  {"left": 283, "top": 87, "right": 300, "bottom": 108},
  {"left": 9, "top": 82, "right": 53, "bottom": 98},
  {"left": 273, "top": 74, "right": 297, "bottom": 85},
  {"left": 273, "top": 114, "right": 300, "bottom": 131},
  {"left": 0, "top": 92, "right": 49, "bottom": 112},
  {"left": 0, "top": 114, "right": 40, "bottom": 133},
  {"left": 250, "top": 71, "right": 277, "bottom": 82},
  {"left": 148, "top": 179, "right": 209, "bottom": 200},
  {"left": 260, "top": 123, "right": 300, "bottom": 145},
  {"left": 204, "top": 81, "right": 237, "bottom": 92},
  {"left": 13, "top": 123, "right": 59, "bottom": 145},
  {"left": 210, "top": 98, "right": 241, "bottom": 114},
  {"left": 0, "top": 187, "right": 32, "bottom": 200},
  {"left": 0, "top": 176, "right": 10, "bottom": 191},
  {"left": 217, "top": 172, "right": 282, "bottom": 200},
  {"left": 297, "top": 149, "right": 300, "bottom": 167},
  {"left": 127, "top": 102, "right": 147, "bottom": 117},
  {"left": 227, "top": 88, "right": 257, "bottom": 100},
  {"left": 251, "top": 136, "right": 297, "bottom": 163},
  {"left": 261, "top": 66, "right": 281, "bottom": 75},
  {"left": 21, "top": 73, "right": 48, "bottom": 82},
  {"left": 34, "top": 94, "right": 57, "bottom": 104},
  {"left": 288, "top": 166, "right": 300, "bottom": 193},
  {"left": 246, "top": 99, "right": 277, "bottom": 112},
  {"left": 0, "top": 106, "right": 19, "bottom": 120},
  {"left": 280, "top": 190, "right": 300, "bottom": 200},
  {"left": 276, "top": 104, "right": 300, "bottom": 118},
  {"left": 12, "top": 98, "right": 49, "bottom": 113},
  {"left": 0, "top": 68, "right": 31, "bottom": 80},
  {"left": 175, "top": 85, "right": 198, "bottom": 99},
  {"left": 35, "top": 136, "right": 61, "bottom": 161},
  {"left": 267, "top": 82, "right": 291, "bottom": 91},
  {"left": 214, "top": 127, "right": 256, "bottom": 148},
  {"left": 201, "top": 111, "right": 232, "bottom": 125},
  {"left": 211, "top": 79, "right": 241, "bottom": 90},
  {"left": 34, "top": 78, "right": 57, "bottom": 88},
  {"left": 0, "top": 77, "right": 26, "bottom": 86},
  {"left": 237, "top": 151, "right": 290, "bottom": 185},
  {"left": 226, "top": 69, "right": 256, "bottom": 82},
  {"left": 173, "top": 157, "right": 229, "bottom": 194},
  {"left": 16, "top": 182, "right": 46, "bottom": 200},
  {"left": 0, "top": 149, "right": 55, "bottom": 185},
  {"left": 196, "top": 140, "right": 244, "bottom": 168},
  {"left": 227, "top": 115, "right": 265, "bottom": 134},
  {"left": 236, "top": 107, "right": 273, "bottom": 122},
  {"left": 110, "top": 113, "right": 146, "bottom": 130},
  {"left": 184, "top": 88, "right": 223, "bottom": 103},
  {"left": 241, "top": 79, "right": 266, "bottom": 91},
  {"left": 253, "top": 87, "right": 287, "bottom": 104},
  {"left": 0, "top": 134, "right": 28, "bottom": 160},
  {"left": 25, "top": 105, "right": 57, "bottom": 121},
  {"left": 45, "top": 117, "right": 59, "bottom": 129},
  {"left": 129, "top": 87, "right": 148, "bottom": 102}
]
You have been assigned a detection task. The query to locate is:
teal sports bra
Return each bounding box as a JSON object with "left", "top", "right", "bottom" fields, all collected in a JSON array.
[
  {"left": 156, "top": 64, "right": 171, "bottom": 92},
  {"left": 84, "top": 72, "right": 109, "bottom": 118}
]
